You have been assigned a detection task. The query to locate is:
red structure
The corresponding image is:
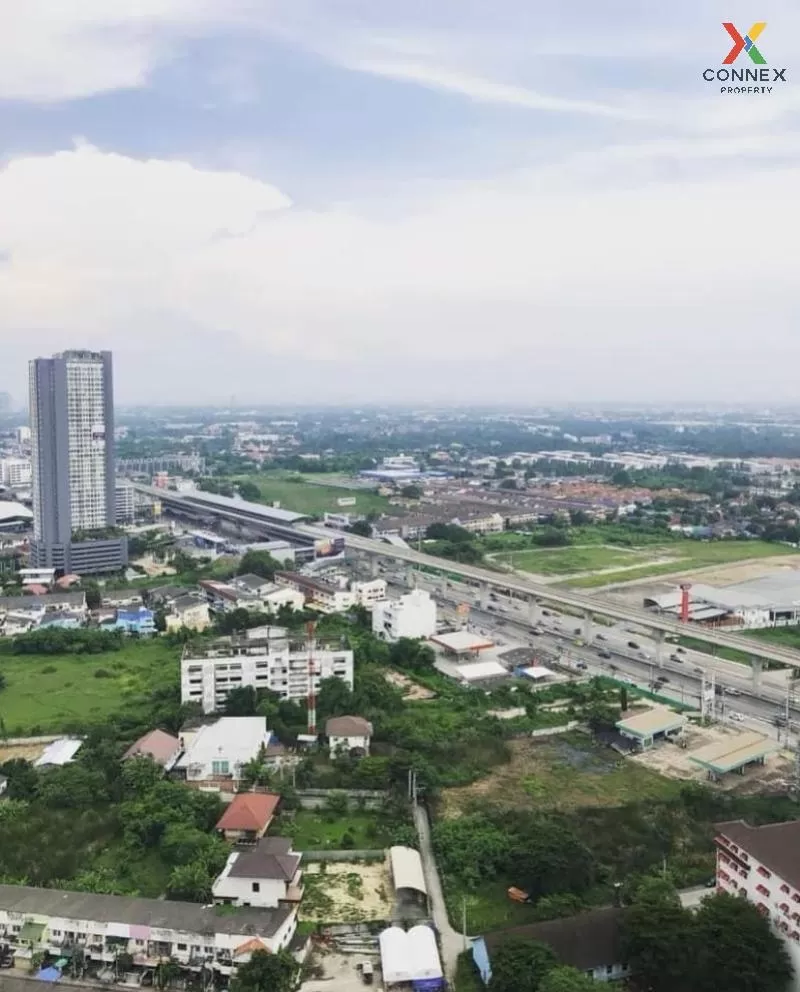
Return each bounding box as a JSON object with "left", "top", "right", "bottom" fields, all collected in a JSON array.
[{"left": 680, "top": 583, "right": 692, "bottom": 623}]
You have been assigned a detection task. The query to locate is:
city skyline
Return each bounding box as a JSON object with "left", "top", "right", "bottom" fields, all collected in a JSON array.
[{"left": 1, "top": 2, "right": 800, "bottom": 404}]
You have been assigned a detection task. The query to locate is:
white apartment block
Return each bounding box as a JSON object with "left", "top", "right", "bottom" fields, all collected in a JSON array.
[
  {"left": 0, "top": 457, "right": 32, "bottom": 488},
  {"left": 716, "top": 819, "right": 800, "bottom": 981},
  {"left": 181, "top": 627, "right": 354, "bottom": 714},
  {"left": 0, "top": 884, "right": 296, "bottom": 980},
  {"left": 115, "top": 481, "right": 136, "bottom": 522},
  {"left": 452, "top": 511, "right": 504, "bottom": 535},
  {"left": 372, "top": 588, "right": 437, "bottom": 641},
  {"left": 274, "top": 571, "right": 385, "bottom": 614}
]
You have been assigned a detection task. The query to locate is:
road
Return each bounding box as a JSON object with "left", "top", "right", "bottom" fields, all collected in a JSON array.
[
  {"left": 413, "top": 803, "right": 464, "bottom": 978},
  {"left": 300, "top": 524, "right": 800, "bottom": 670},
  {"left": 369, "top": 564, "right": 799, "bottom": 742}
]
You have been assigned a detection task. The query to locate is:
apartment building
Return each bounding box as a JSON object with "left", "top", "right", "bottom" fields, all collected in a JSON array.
[
  {"left": 181, "top": 628, "right": 354, "bottom": 714},
  {"left": 0, "top": 457, "right": 32, "bottom": 488},
  {"left": 275, "top": 571, "right": 386, "bottom": 613},
  {"left": 372, "top": 589, "right": 437, "bottom": 641},
  {"left": 199, "top": 578, "right": 304, "bottom": 615},
  {"left": 715, "top": 818, "right": 800, "bottom": 974},
  {"left": 0, "top": 884, "right": 296, "bottom": 980}
]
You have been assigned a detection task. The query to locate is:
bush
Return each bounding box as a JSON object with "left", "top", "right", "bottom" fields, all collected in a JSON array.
[{"left": 94, "top": 669, "right": 112, "bottom": 679}]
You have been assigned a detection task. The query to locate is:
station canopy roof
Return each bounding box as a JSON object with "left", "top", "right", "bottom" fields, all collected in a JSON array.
[{"left": 616, "top": 707, "right": 686, "bottom": 739}]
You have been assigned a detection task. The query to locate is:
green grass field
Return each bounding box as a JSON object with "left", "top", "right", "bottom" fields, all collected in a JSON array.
[
  {"left": 279, "top": 809, "right": 389, "bottom": 851},
  {"left": 234, "top": 472, "right": 389, "bottom": 517},
  {"left": 0, "top": 640, "right": 180, "bottom": 734},
  {"left": 491, "top": 544, "right": 648, "bottom": 576},
  {"left": 560, "top": 539, "right": 795, "bottom": 588}
]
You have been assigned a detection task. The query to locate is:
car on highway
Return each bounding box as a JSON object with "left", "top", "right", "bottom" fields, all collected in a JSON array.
[
  {"left": 596, "top": 633, "right": 607, "bottom": 641},
  {"left": 725, "top": 687, "right": 741, "bottom": 696},
  {"left": 627, "top": 640, "right": 640, "bottom": 650},
  {"left": 542, "top": 609, "right": 551, "bottom": 616},
  {"left": 530, "top": 627, "right": 543, "bottom": 636},
  {"left": 656, "top": 675, "right": 669, "bottom": 683},
  {"left": 669, "top": 653, "right": 683, "bottom": 663},
  {"left": 573, "top": 627, "right": 581, "bottom": 635},
  {"left": 693, "top": 666, "right": 704, "bottom": 674},
  {"left": 597, "top": 648, "right": 612, "bottom": 659},
  {"left": 576, "top": 661, "right": 588, "bottom": 670},
  {"left": 676, "top": 647, "right": 686, "bottom": 654},
  {"left": 730, "top": 711, "right": 745, "bottom": 722}
]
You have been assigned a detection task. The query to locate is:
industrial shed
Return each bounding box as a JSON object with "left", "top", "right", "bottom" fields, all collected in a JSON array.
[{"left": 379, "top": 925, "right": 444, "bottom": 988}]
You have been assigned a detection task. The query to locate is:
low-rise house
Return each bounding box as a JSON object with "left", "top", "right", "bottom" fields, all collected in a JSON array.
[
  {"left": 37, "top": 612, "right": 83, "bottom": 630},
  {"left": 175, "top": 717, "right": 271, "bottom": 786},
  {"left": 231, "top": 573, "right": 276, "bottom": 597},
  {"left": 100, "top": 608, "right": 156, "bottom": 636},
  {"left": 0, "top": 883, "right": 296, "bottom": 981},
  {"left": 123, "top": 729, "right": 182, "bottom": 769},
  {"left": 34, "top": 738, "right": 83, "bottom": 768},
  {"left": 101, "top": 589, "right": 144, "bottom": 609},
  {"left": 213, "top": 837, "right": 303, "bottom": 908},
  {"left": 0, "top": 591, "right": 87, "bottom": 623},
  {"left": 216, "top": 792, "right": 281, "bottom": 843},
  {"left": 325, "top": 715, "right": 373, "bottom": 756},
  {"left": 477, "top": 907, "right": 629, "bottom": 984},
  {"left": 274, "top": 571, "right": 355, "bottom": 613},
  {"left": 165, "top": 593, "right": 211, "bottom": 632},
  {"left": 147, "top": 584, "right": 190, "bottom": 608}
]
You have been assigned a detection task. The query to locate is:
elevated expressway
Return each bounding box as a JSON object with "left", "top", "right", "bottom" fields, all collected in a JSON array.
[{"left": 296, "top": 524, "right": 800, "bottom": 682}]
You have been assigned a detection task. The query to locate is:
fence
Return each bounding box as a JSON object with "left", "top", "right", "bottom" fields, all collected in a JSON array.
[
  {"left": 529, "top": 721, "right": 579, "bottom": 738},
  {"left": 304, "top": 849, "right": 385, "bottom": 862},
  {"left": 0, "top": 734, "right": 61, "bottom": 747}
]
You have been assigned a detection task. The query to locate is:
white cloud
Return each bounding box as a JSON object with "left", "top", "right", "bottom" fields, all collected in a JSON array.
[{"left": 1, "top": 144, "right": 799, "bottom": 382}]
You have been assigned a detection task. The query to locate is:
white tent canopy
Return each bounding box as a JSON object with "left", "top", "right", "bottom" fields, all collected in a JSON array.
[
  {"left": 389, "top": 845, "right": 428, "bottom": 896},
  {"left": 379, "top": 925, "right": 443, "bottom": 984}
]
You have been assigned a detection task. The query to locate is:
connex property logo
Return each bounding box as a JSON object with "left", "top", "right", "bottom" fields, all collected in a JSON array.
[{"left": 703, "top": 21, "right": 788, "bottom": 93}]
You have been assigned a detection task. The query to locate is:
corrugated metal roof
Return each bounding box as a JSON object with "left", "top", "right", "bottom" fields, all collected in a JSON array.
[
  {"left": 689, "top": 731, "right": 775, "bottom": 772},
  {"left": 616, "top": 707, "right": 686, "bottom": 738}
]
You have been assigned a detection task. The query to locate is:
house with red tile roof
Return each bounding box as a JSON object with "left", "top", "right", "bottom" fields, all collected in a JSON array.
[{"left": 216, "top": 792, "right": 280, "bottom": 843}]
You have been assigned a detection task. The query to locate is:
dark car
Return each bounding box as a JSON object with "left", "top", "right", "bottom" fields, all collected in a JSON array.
[
  {"left": 573, "top": 627, "right": 581, "bottom": 635},
  {"left": 627, "top": 640, "right": 640, "bottom": 650},
  {"left": 657, "top": 675, "right": 669, "bottom": 683},
  {"left": 596, "top": 633, "right": 607, "bottom": 641},
  {"left": 676, "top": 647, "right": 686, "bottom": 654},
  {"left": 542, "top": 609, "right": 551, "bottom": 616},
  {"left": 597, "top": 648, "right": 612, "bottom": 659}
]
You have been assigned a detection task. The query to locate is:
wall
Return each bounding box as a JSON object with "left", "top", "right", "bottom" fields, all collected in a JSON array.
[{"left": 214, "top": 874, "right": 286, "bottom": 909}]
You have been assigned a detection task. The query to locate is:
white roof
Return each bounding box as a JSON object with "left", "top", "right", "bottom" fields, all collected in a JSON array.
[
  {"left": 431, "top": 630, "right": 493, "bottom": 653},
  {"left": 379, "top": 925, "right": 443, "bottom": 984},
  {"left": 175, "top": 717, "right": 269, "bottom": 773},
  {"left": 389, "top": 846, "right": 427, "bottom": 896},
  {"left": 34, "top": 737, "right": 83, "bottom": 767},
  {"left": 0, "top": 501, "right": 33, "bottom": 522},
  {"left": 456, "top": 660, "right": 507, "bottom": 681},
  {"left": 522, "top": 665, "right": 556, "bottom": 680}
]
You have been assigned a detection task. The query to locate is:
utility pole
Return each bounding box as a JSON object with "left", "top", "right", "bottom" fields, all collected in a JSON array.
[{"left": 462, "top": 897, "right": 468, "bottom": 949}]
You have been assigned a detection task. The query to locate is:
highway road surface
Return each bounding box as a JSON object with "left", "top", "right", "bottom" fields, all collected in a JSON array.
[{"left": 301, "top": 525, "right": 800, "bottom": 671}]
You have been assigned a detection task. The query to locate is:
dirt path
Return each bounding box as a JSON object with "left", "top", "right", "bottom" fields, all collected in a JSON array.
[{"left": 413, "top": 804, "right": 465, "bottom": 978}]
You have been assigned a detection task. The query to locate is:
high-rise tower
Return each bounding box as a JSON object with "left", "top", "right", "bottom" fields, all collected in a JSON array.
[{"left": 29, "top": 350, "right": 127, "bottom": 574}]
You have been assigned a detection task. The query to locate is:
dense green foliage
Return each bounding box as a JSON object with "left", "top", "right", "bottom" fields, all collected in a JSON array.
[
  {"left": 0, "top": 627, "right": 125, "bottom": 656},
  {"left": 231, "top": 949, "right": 302, "bottom": 992},
  {"left": 621, "top": 880, "right": 792, "bottom": 992},
  {"left": 488, "top": 937, "right": 556, "bottom": 992}
]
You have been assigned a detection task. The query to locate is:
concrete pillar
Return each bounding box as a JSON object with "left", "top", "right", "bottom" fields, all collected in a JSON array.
[
  {"left": 654, "top": 630, "right": 665, "bottom": 669},
  {"left": 370, "top": 555, "right": 379, "bottom": 578},
  {"left": 406, "top": 568, "right": 416, "bottom": 589},
  {"left": 528, "top": 596, "right": 540, "bottom": 626},
  {"left": 582, "top": 610, "right": 593, "bottom": 645},
  {"left": 751, "top": 656, "right": 763, "bottom": 690},
  {"left": 479, "top": 581, "right": 489, "bottom": 610}
]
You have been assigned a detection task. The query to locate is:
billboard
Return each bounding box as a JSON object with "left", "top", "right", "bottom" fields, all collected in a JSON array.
[{"left": 314, "top": 536, "right": 346, "bottom": 559}]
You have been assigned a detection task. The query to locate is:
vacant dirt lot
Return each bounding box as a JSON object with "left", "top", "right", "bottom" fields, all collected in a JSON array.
[
  {"left": 300, "top": 861, "right": 393, "bottom": 923},
  {"left": 632, "top": 723, "right": 794, "bottom": 794},
  {"left": 384, "top": 669, "right": 435, "bottom": 700},
  {"left": 441, "top": 733, "right": 680, "bottom": 818}
]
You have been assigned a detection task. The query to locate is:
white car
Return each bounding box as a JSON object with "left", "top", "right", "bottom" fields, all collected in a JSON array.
[
  {"left": 725, "top": 687, "right": 741, "bottom": 696},
  {"left": 729, "top": 711, "right": 745, "bottom": 722}
]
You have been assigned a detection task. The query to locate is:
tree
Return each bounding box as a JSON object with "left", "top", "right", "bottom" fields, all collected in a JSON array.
[
  {"left": 237, "top": 480, "right": 261, "bottom": 502},
  {"left": 488, "top": 937, "right": 556, "bottom": 992},
  {"left": 401, "top": 484, "right": 422, "bottom": 499},
  {"left": 0, "top": 672, "right": 6, "bottom": 692},
  {"left": 237, "top": 550, "right": 279, "bottom": 580},
  {"left": 619, "top": 686, "right": 628, "bottom": 712},
  {"left": 538, "top": 966, "right": 599, "bottom": 992},
  {"left": 224, "top": 685, "right": 258, "bottom": 716},
  {"left": 346, "top": 520, "right": 373, "bottom": 537},
  {"left": 691, "top": 892, "right": 792, "bottom": 992},
  {"left": 388, "top": 638, "right": 435, "bottom": 673},
  {"left": 317, "top": 676, "right": 355, "bottom": 723},
  {"left": 231, "top": 949, "right": 302, "bottom": 992},
  {"left": 166, "top": 860, "right": 214, "bottom": 902},
  {"left": 82, "top": 581, "right": 102, "bottom": 610},
  {"left": 620, "top": 878, "right": 694, "bottom": 992}
]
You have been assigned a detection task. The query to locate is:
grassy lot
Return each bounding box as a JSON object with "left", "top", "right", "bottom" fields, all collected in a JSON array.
[
  {"left": 491, "top": 544, "right": 648, "bottom": 575},
  {"left": 0, "top": 640, "right": 180, "bottom": 734},
  {"left": 442, "top": 734, "right": 681, "bottom": 818},
  {"left": 562, "top": 539, "right": 796, "bottom": 588},
  {"left": 447, "top": 878, "right": 542, "bottom": 934},
  {"left": 278, "top": 809, "right": 390, "bottom": 851},
  {"left": 233, "top": 472, "right": 389, "bottom": 517},
  {"left": 745, "top": 626, "right": 800, "bottom": 652}
]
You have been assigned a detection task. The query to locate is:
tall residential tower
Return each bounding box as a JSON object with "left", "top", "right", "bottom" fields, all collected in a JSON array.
[{"left": 29, "top": 350, "right": 127, "bottom": 574}]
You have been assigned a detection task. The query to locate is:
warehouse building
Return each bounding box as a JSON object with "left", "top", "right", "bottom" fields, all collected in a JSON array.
[{"left": 644, "top": 573, "right": 800, "bottom": 629}]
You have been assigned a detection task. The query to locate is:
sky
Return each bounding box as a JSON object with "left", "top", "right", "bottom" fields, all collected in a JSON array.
[{"left": 1, "top": 1, "right": 800, "bottom": 407}]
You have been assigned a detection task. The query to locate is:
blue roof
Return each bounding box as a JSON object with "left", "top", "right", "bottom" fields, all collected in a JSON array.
[{"left": 118, "top": 609, "right": 153, "bottom": 622}]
